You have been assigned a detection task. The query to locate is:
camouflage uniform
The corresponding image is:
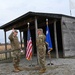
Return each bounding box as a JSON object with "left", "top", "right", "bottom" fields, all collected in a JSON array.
[
  {"left": 9, "top": 32, "right": 21, "bottom": 68},
  {"left": 36, "top": 29, "right": 46, "bottom": 70}
]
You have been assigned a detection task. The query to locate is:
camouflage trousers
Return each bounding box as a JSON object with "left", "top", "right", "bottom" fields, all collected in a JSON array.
[
  {"left": 37, "top": 45, "right": 46, "bottom": 69},
  {"left": 12, "top": 50, "right": 21, "bottom": 67}
]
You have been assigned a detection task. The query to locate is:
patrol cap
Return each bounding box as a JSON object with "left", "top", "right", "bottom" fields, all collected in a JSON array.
[
  {"left": 38, "top": 28, "right": 43, "bottom": 33},
  {"left": 38, "top": 28, "right": 43, "bottom": 31},
  {"left": 14, "top": 30, "right": 18, "bottom": 33}
]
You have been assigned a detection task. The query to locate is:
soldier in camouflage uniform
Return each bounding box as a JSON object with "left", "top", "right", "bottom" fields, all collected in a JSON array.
[
  {"left": 9, "top": 28, "right": 22, "bottom": 72},
  {"left": 36, "top": 28, "right": 46, "bottom": 73}
]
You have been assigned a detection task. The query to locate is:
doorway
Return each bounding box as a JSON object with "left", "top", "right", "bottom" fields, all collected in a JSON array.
[{"left": 56, "top": 21, "right": 63, "bottom": 58}]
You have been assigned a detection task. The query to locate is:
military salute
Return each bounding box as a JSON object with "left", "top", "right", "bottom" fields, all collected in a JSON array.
[
  {"left": 36, "top": 28, "right": 46, "bottom": 73},
  {"left": 9, "top": 28, "right": 22, "bottom": 72},
  {"left": 8, "top": 28, "right": 47, "bottom": 73}
]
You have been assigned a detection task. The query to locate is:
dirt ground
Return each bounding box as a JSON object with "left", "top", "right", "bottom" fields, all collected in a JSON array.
[
  {"left": 0, "top": 45, "right": 75, "bottom": 75},
  {"left": 0, "top": 57, "right": 75, "bottom": 75}
]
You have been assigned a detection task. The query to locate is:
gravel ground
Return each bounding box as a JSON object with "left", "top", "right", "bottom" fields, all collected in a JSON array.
[{"left": 0, "top": 57, "right": 75, "bottom": 75}]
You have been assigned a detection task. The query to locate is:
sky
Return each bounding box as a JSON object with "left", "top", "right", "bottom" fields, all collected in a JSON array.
[{"left": 0, "top": 0, "right": 75, "bottom": 43}]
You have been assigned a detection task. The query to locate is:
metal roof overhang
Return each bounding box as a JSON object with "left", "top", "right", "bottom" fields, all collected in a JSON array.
[{"left": 0, "top": 11, "right": 74, "bottom": 31}]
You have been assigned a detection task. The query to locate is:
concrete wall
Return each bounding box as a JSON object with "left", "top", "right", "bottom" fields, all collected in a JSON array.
[{"left": 62, "top": 16, "right": 75, "bottom": 57}]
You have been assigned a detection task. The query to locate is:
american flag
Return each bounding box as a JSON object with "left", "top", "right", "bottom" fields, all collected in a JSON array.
[{"left": 26, "top": 28, "right": 32, "bottom": 60}]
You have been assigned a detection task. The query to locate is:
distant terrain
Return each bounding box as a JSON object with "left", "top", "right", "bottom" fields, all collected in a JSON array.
[
  {"left": 0, "top": 44, "right": 24, "bottom": 60},
  {"left": 0, "top": 44, "right": 11, "bottom": 51},
  {"left": 0, "top": 44, "right": 24, "bottom": 51}
]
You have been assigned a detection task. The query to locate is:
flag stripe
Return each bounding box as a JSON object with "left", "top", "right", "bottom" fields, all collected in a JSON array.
[
  {"left": 26, "top": 28, "right": 32, "bottom": 60},
  {"left": 26, "top": 40, "right": 32, "bottom": 60}
]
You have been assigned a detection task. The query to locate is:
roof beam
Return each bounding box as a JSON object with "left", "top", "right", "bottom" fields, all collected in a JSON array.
[{"left": 4, "top": 18, "right": 34, "bottom": 31}]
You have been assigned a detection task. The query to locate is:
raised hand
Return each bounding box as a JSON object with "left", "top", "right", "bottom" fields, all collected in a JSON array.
[{"left": 12, "top": 28, "right": 15, "bottom": 32}]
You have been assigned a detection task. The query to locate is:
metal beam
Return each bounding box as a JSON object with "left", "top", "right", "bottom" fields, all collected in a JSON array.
[{"left": 5, "top": 18, "right": 34, "bottom": 31}]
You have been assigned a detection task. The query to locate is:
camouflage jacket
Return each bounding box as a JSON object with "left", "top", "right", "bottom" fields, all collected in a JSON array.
[
  {"left": 9, "top": 32, "right": 20, "bottom": 50},
  {"left": 36, "top": 34, "right": 46, "bottom": 47}
]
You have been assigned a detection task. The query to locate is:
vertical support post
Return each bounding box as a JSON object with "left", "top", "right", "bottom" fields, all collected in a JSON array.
[
  {"left": 34, "top": 17, "right": 38, "bottom": 64},
  {"left": 54, "top": 20, "right": 59, "bottom": 58},
  {"left": 23, "top": 31, "right": 26, "bottom": 54},
  {"left": 4, "top": 30, "right": 7, "bottom": 59},
  {"left": 69, "top": 0, "right": 72, "bottom": 16},
  {"left": 70, "top": 10, "right": 72, "bottom": 15},
  {"left": 61, "top": 20, "right": 65, "bottom": 57},
  {"left": 35, "top": 17, "right": 38, "bottom": 38},
  {"left": 20, "top": 30, "right": 22, "bottom": 49}
]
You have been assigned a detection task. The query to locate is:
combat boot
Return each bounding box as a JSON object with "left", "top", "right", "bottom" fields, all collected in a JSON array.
[
  {"left": 13, "top": 67, "right": 20, "bottom": 72},
  {"left": 39, "top": 68, "right": 46, "bottom": 73},
  {"left": 17, "top": 67, "right": 23, "bottom": 71},
  {"left": 13, "top": 65, "right": 20, "bottom": 72}
]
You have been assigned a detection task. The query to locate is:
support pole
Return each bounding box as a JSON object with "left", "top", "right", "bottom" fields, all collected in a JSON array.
[
  {"left": 35, "top": 17, "right": 38, "bottom": 38},
  {"left": 61, "top": 20, "right": 65, "bottom": 57},
  {"left": 70, "top": 10, "right": 72, "bottom": 15},
  {"left": 34, "top": 17, "right": 38, "bottom": 64},
  {"left": 46, "top": 19, "right": 52, "bottom": 65},
  {"left": 54, "top": 20, "right": 59, "bottom": 58},
  {"left": 69, "top": 0, "right": 72, "bottom": 16},
  {"left": 20, "top": 30, "right": 22, "bottom": 49},
  {"left": 23, "top": 31, "right": 26, "bottom": 54},
  {"left": 4, "top": 30, "right": 7, "bottom": 59}
]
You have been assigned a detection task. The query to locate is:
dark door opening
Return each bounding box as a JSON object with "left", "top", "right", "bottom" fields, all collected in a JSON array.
[
  {"left": 56, "top": 21, "right": 63, "bottom": 58},
  {"left": 48, "top": 23, "right": 56, "bottom": 58},
  {"left": 31, "top": 29, "right": 36, "bottom": 55}
]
